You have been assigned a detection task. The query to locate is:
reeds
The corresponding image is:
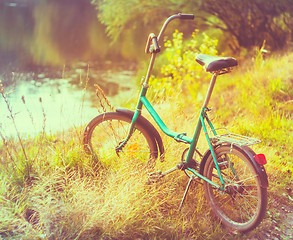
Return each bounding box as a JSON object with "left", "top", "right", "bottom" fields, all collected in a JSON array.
[
  {"left": 94, "top": 83, "right": 114, "bottom": 112},
  {"left": 0, "top": 81, "right": 31, "bottom": 182}
]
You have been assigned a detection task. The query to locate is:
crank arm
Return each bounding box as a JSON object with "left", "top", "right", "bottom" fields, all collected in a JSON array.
[{"left": 147, "top": 164, "right": 182, "bottom": 184}]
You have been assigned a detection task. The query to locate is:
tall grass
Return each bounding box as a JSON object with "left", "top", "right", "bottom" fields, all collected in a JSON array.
[
  {"left": 0, "top": 52, "right": 292, "bottom": 239},
  {"left": 213, "top": 52, "right": 293, "bottom": 183},
  {"left": 0, "top": 80, "right": 232, "bottom": 239}
]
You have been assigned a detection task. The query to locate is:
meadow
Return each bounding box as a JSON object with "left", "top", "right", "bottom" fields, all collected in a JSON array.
[{"left": 0, "top": 48, "right": 292, "bottom": 239}]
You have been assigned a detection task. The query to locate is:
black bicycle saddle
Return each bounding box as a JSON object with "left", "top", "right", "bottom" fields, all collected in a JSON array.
[{"left": 196, "top": 54, "right": 238, "bottom": 72}]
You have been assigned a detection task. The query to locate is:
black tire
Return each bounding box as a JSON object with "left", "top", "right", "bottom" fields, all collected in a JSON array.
[
  {"left": 203, "top": 145, "right": 267, "bottom": 232},
  {"left": 83, "top": 112, "right": 158, "bottom": 172}
]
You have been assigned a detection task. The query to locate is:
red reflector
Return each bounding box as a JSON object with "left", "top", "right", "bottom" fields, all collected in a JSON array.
[{"left": 254, "top": 154, "right": 267, "bottom": 165}]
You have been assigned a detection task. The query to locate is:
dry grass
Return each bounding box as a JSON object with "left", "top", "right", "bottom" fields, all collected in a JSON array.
[
  {"left": 1, "top": 52, "right": 292, "bottom": 239},
  {"left": 0, "top": 96, "right": 229, "bottom": 239}
]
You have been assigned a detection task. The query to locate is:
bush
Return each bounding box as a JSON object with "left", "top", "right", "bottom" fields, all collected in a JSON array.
[{"left": 149, "top": 30, "right": 218, "bottom": 100}]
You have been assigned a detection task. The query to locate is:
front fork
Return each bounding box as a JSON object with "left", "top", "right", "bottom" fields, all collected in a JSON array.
[
  {"left": 115, "top": 109, "right": 140, "bottom": 153},
  {"left": 115, "top": 86, "right": 147, "bottom": 152}
]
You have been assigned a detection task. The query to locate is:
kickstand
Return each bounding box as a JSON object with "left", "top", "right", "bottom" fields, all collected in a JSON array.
[{"left": 179, "top": 174, "right": 195, "bottom": 211}]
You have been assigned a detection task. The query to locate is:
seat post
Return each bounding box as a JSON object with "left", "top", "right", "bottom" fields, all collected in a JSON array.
[{"left": 202, "top": 74, "right": 218, "bottom": 109}]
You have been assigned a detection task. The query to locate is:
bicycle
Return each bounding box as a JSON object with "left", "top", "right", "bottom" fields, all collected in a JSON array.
[{"left": 83, "top": 13, "right": 268, "bottom": 232}]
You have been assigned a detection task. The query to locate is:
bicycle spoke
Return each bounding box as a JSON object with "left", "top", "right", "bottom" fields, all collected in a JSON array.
[
  {"left": 84, "top": 112, "right": 157, "bottom": 171},
  {"left": 203, "top": 146, "right": 266, "bottom": 231}
]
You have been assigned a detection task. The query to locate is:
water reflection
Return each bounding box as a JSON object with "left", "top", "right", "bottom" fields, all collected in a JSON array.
[
  {"left": 0, "top": 0, "right": 139, "bottom": 138},
  {"left": 0, "top": 75, "right": 94, "bottom": 138},
  {"left": 1, "top": 1, "right": 107, "bottom": 67},
  {"left": 0, "top": 65, "right": 136, "bottom": 138}
]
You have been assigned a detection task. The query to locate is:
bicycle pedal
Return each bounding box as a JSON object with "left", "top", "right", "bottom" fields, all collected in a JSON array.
[{"left": 146, "top": 171, "right": 163, "bottom": 184}]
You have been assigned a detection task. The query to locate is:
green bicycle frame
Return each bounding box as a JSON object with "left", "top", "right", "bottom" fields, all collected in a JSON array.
[
  {"left": 118, "top": 73, "right": 225, "bottom": 190},
  {"left": 117, "top": 14, "right": 225, "bottom": 189}
]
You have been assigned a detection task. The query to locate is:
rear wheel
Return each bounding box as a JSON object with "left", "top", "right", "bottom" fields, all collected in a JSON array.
[
  {"left": 83, "top": 112, "right": 158, "bottom": 172},
  {"left": 203, "top": 146, "right": 267, "bottom": 232}
]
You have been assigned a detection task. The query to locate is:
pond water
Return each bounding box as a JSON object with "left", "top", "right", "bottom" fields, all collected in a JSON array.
[
  {"left": 0, "top": 63, "right": 137, "bottom": 138},
  {"left": 0, "top": 1, "right": 139, "bottom": 138}
]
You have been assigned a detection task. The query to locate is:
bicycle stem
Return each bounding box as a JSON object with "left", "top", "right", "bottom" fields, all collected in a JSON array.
[{"left": 143, "top": 13, "right": 194, "bottom": 87}]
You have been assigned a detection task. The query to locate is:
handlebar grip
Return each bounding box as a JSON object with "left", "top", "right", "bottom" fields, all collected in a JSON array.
[
  {"left": 179, "top": 14, "right": 194, "bottom": 20},
  {"left": 145, "top": 33, "right": 160, "bottom": 54},
  {"left": 151, "top": 36, "right": 160, "bottom": 53}
]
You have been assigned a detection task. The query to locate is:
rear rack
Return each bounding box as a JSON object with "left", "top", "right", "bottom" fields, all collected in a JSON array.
[{"left": 210, "top": 128, "right": 261, "bottom": 147}]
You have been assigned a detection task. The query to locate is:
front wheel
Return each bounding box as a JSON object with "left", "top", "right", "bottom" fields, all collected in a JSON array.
[
  {"left": 83, "top": 112, "right": 158, "bottom": 172},
  {"left": 203, "top": 145, "right": 267, "bottom": 232}
]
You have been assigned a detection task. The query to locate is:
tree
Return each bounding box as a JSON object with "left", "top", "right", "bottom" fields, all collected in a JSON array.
[
  {"left": 91, "top": 0, "right": 293, "bottom": 52},
  {"left": 199, "top": 0, "right": 293, "bottom": 50},
  {"left": 92, "top": 0, "right": 198, "bottom": 40}
]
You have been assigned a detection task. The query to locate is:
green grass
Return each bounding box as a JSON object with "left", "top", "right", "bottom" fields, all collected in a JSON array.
[
  {"left": 213, "top": 52, "right": 293, "bottom": 183},
  {"left": 0, "top": 52, "right": 293, "bottom": 239}
]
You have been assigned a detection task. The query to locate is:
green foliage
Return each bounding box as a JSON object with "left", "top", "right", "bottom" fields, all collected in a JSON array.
[
  {"left": 149, "top": 30, "right": 218, "bottom": 99},
  {"left": 96, "top": 0, "right": 195, "bottom": 42},
  {"left": 93, "top": 0, "right": 293, "bottom": 52}
]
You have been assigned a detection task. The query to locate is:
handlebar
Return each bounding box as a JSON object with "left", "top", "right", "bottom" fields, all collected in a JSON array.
[
  {"left": 143, "top": 13, "right": 194, "bottom": 85},
  {"left": 178, "top": 13, "right": 195, "bottom": 20},
  {"left": 157, "top": 13, "right": 194, "bottom": 41},
  {"left": 145, "top": 13, "right": 194, "bottom": 54}
]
